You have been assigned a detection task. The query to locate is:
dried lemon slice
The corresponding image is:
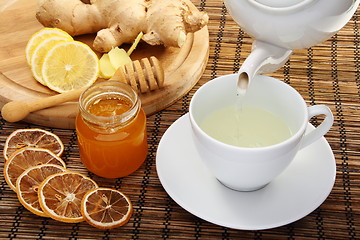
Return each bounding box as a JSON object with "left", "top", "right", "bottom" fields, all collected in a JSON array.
[
  {"left": 25, "top": 27, "right": 72, "bottom": 65},
  {"left": 38, "top": 171, "right": 98, "bottom": 223},
  {"left": 41, "top": 41, "right": 99, "bottom": 93},
  {"left": 16, "top": 164, "right": 66, "bottom": 217},
  {"left": 3, "top": 128, "right": 64, "bottom": 161},
  {"left": 3, "top": 147, "right": 66, "bottom": 191},
  {"left": 81, "top": 187, "right": 133, "bottom": 229}
]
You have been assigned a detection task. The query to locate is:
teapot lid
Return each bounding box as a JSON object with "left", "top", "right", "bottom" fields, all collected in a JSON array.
[{"left": 250, "top": 0, "right": 317, "bottom": 11}]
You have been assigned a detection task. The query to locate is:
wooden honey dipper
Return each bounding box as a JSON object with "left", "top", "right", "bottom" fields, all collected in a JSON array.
[
  {"left": 113, "top": 56, "right": 164, "bottom": 93},
  {"left": 1, "top": 56, "right": 164, "bottom": 123}
]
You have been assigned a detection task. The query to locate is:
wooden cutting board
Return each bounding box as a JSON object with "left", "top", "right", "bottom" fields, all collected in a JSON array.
[{"left": 0, "top": 0, "right": 209, "bottom": 129}]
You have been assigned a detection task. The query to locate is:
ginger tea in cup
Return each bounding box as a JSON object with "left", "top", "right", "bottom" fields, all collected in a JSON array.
[
  {"left": 189, "top": 74, "right": 333, "bottom": 191},
  {"left": 200, "top": 105, "right": 292, "bottom": 148}
]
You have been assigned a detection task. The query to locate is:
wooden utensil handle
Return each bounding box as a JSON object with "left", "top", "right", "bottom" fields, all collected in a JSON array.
[
  {"left": 29, "top": 87, "right": 86, "bottom": 112},
  {"left": 1, "top": 56, "right": 164, "bottom": 123}
]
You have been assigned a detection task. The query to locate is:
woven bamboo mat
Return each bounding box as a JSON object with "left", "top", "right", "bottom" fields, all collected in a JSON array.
[{"left": 1, "top": 0, "right": 360, "bottom": 239}]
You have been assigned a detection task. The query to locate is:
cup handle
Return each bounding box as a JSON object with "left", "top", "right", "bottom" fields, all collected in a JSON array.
[{"left": 299, "top": 105, "right": 334, "bottom": 150}]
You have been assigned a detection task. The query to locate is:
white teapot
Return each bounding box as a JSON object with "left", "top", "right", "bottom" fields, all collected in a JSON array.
[{"left": 223, "top": 0, "right": 360, "bottom": 92}]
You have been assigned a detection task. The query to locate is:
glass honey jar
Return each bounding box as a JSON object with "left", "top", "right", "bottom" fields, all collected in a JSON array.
[{"left": 76, "top": 81, "right": 148, "bottom": 178}]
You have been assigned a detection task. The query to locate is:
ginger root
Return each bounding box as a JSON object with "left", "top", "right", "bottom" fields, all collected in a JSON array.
[{"left": 36, "top": 0, "right": 208, "bottom": 52}]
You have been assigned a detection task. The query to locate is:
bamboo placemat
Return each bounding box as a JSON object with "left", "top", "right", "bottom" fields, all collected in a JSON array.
[{"left": 1, "top": 0, "right": 359, "bottom": 239}]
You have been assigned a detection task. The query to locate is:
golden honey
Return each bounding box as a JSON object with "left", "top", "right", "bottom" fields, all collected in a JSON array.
[{"left": 76, "top": 81, "right": 148, "bottom": 178}]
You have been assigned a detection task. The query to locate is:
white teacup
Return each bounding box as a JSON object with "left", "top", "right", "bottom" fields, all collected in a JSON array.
[{"left": 189, "top": 74, "right": 333, "bottom": 191}]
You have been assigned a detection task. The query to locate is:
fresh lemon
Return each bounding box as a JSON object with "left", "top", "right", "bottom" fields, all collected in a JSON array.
[
  {"left": 25, "top": 27, "right": 72, "bottom": 65},
  {"left": 41, "top": 41, "right": 99, "bottom": 93},
  {"left": 31, "top": 36, "right": 72, "bottom": 85}
]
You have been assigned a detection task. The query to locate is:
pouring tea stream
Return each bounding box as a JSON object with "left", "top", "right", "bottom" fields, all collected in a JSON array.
[{"left": 224, "top": 0, "right": 360, "bottom": 93}]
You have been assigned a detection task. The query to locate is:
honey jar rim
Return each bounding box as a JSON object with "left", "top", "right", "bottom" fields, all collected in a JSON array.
[{"left": 78, "top": 81, "right": 141, "bottom": 128}]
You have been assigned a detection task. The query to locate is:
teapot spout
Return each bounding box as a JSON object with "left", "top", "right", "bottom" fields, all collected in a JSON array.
[{"left": 238, "top": 40, "right": 292, "bottom": 94}]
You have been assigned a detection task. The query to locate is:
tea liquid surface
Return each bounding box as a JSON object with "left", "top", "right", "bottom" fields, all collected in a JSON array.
[{"left": 200, "top": 105, "right": 292, "bottom": 148}]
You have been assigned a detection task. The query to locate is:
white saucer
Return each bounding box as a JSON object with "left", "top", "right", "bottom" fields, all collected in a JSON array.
[{"left": 156, "top": 114, "right": 336, "bottom": 230}]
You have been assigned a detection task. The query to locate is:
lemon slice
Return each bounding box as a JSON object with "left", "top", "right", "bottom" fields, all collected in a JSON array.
[
  {"left": 4, "top": 147, "right": 66, "bottom": 192},
  {"left": 16, "top": 164, "right": 66, "bottom": 217},
  {"left": 25, "top": 28, "right": 72, "bottom": 65},
  {"left": 3, "top": 128, "right": 64, "bottom": 161},
  {"left": 81, "top": 187, "right": 133, "bottom": 229},
  {"left": 31, "top": 36, "right": 72, "bottom": 86},
  {"left": 42, "top": 41, "right": 99, "bottom": 93},
  {"left": 38, "top": 171, "right": 98, "bottom": 223}
]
